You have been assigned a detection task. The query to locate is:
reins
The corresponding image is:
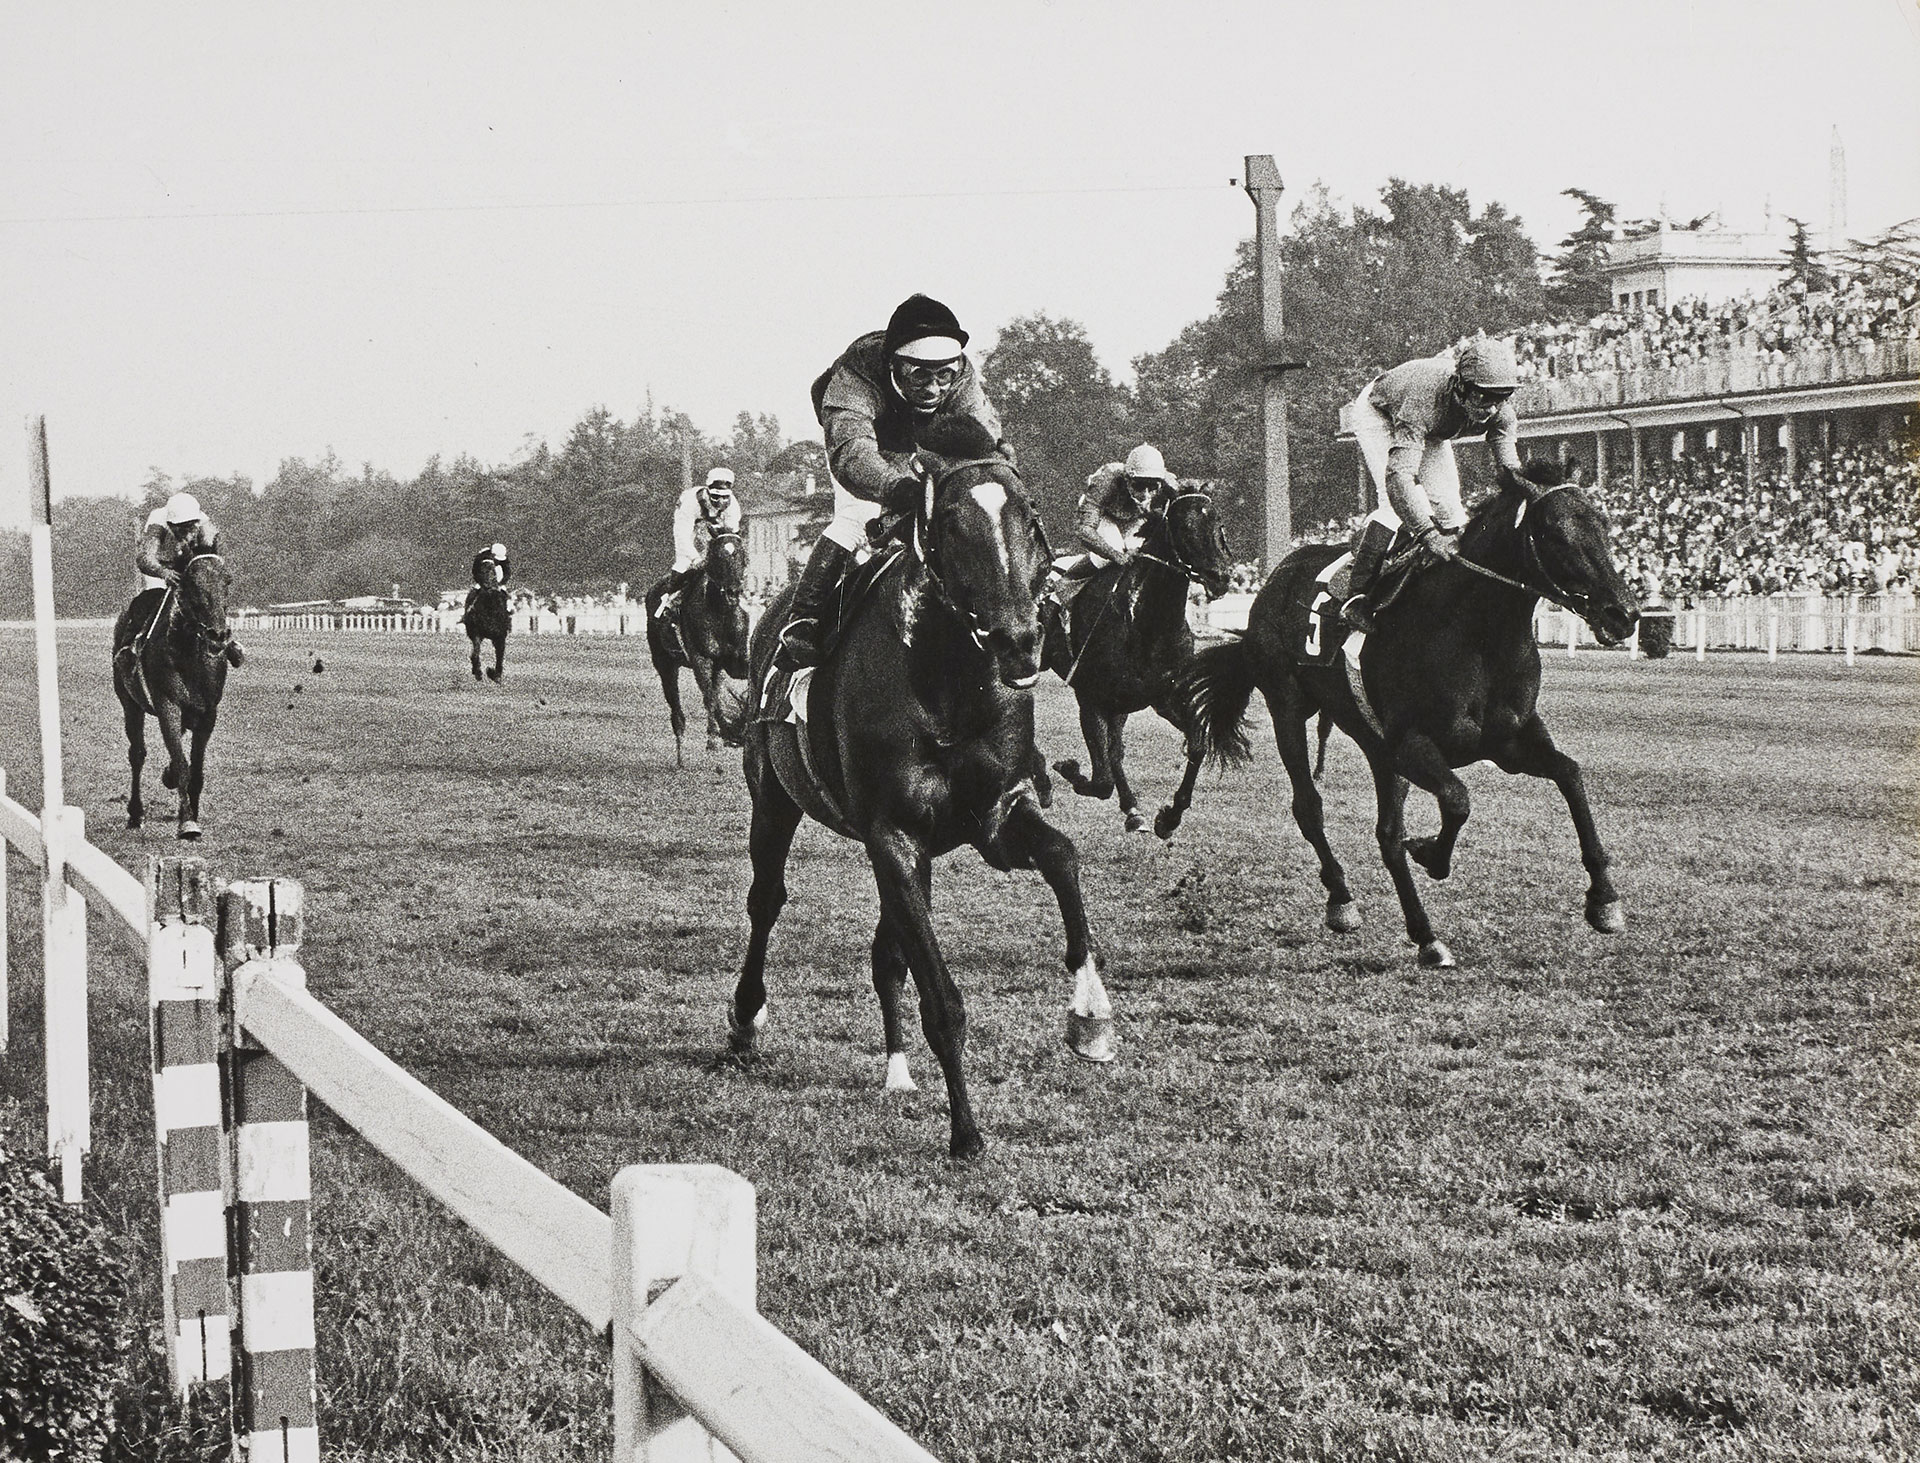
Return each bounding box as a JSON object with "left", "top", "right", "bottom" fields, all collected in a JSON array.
[
  {"left": 1453, "top": 485, "right": 1605, "bottom": 623},
  {"left": 918, "top": 457, "right": 1037, "bottom": 654}
]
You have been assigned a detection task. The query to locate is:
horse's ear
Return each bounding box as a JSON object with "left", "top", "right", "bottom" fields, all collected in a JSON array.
[{"left": 1520, "top": 459, "right": 1569, "bottom": 491}]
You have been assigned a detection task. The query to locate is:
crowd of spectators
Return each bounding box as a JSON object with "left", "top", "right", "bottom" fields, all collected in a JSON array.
[
  {"left": 1492, "top": 264, "right": 1918, "bottom": 383},
  {"left": 1592, "top": 438, "right": 1919, "bottom": 605}
]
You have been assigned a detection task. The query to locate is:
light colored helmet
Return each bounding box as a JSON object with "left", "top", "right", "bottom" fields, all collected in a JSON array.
[
  {"left": 490, "top": 542, "right": 507, "bottom": 558},
  {"left": 1454, "top": 338, "right": 1519, "bottom": 391},
  {"left": 164, "top": 491, "right": 203, "bottom": 525},
  {"left": 1124, "top": 444, "right": 1174, "bottom": 484},
  {"left": 705, "top": 467, "right": 736, "bottom": 488}
]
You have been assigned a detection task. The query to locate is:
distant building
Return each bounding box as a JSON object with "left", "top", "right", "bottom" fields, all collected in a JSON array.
[
  {"left": 1603, "top": 216, "right": 1791, "bottom": 310},
  {"left": 734, "top": 472, "right": 829, "bottom": 597}
]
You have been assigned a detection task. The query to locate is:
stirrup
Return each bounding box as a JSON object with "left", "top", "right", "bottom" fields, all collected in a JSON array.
[
  {"left": 774, "top": 617, "right": 821, "bottom": 672},
  {"left": 1338, "top": 595, "right": 1375, "bottom": 634}
]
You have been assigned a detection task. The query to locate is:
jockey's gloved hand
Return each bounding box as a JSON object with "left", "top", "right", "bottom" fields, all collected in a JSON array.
[
  {"left": 882, "top": 474, "right": 923, "bottom": 518},
  {"left": 162, "top": 568, "right": 183, "bottom": 586},
  {"left": 1417, "top": 526, "right": 1459, "bottom": 562}
]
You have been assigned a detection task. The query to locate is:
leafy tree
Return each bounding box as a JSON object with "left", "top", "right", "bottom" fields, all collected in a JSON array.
[
  {"left": 1783, "top": 218, "right": 1835, "bottom": 292},
  {"left": 1547, "top": 188, "right": 1618, "bottom": 319},
  {"left": 728, "top": 411, "right": 785, "bottom": 473},
  {"left": 980, "top": 313, "right": 1130, "bottom": 535}
]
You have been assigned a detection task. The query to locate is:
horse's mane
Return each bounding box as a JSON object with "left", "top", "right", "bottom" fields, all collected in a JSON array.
[
  {"left": 914, "top": 413, "right": 1002, "bottom": 464},
  {"left": 1467, "top": 457, "right": 1571, "bottom": 530}
]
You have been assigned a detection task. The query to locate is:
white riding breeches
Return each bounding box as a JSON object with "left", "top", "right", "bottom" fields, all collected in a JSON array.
[
  {"left": 821, "top": 477, "right": 883, "bottom": 552},
  {"left": 1349, "top": 380, "right": 1467, "bottom": 533}
]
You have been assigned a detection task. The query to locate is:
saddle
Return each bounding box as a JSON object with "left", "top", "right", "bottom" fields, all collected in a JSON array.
[{"left": 1282, "top": 538, "right": 1423, "bottom": 666}]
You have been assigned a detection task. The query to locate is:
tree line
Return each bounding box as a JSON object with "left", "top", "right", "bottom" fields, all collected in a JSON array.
[{"left": 2, "top": 179, "right": 1615, "bottom": 618}]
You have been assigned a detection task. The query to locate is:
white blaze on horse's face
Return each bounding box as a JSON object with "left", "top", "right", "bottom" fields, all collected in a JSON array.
[{"left": 969, "top": 482, "right": 1011, "bottom": 572}]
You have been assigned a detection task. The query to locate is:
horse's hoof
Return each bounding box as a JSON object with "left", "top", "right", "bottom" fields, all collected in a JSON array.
[
  {"left": 1325, "top": 899, "right": 1362, "bottom": 933},
  {"left": 471, "top": 668, "right": 483, "bottom": 682},
  {"left": 727, "top": 1001, "right": 768, "bottom": 1054},
  {"left": 1406, "top": 837, "right": 1450, "bottom": 880},
  {"left": 178, "top": 822, "right": 202, "bottom": 842},
  {"left": 487, "top": 668, "right": 502, "bottom": 682},
  {"left": 883, "top": 1053, "right": 918, "bottom": 1092},
  {"left": 1123, "top": 810, "right": 1147, "bottom": 834},
  {"left": 161, "top": 765, "right": 180, "bottom": 790},
  {"left": 1417, "top": 939, "right": 1455, "bottom": 968},
  {"left": 127, "top": 814, "right": 142, "bottom": 830},
  {"left": 1586, "top": 900, "right": 1625, "bottom": 934},
  {"left": 1153, "top": 807, "right": 1180, "bottom": 840},
  {"left": 1066, "top": 1012, "right": 1117, "bottom": 1063},
  {"left": 949, "top": 1128, "right": 986, "bottom": 1160}
]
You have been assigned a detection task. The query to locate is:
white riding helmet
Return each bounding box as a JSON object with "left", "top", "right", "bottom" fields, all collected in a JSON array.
[
  {"left": 490, "top": 542, "right": 507, "bottom": 559},
  {"left": 705, "top": 467, "right": 736, "bottom": 490},
  {"left": 164, "top": 491, "right": 204, "bottom": 525},
  {"left": 1124, "top": 444, "right": 1176, "bottom": 485}
]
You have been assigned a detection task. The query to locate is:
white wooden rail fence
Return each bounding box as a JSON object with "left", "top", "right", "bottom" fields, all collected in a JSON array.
[{"left": 0, "top": 814, "right": 936, "bottom": 1459}]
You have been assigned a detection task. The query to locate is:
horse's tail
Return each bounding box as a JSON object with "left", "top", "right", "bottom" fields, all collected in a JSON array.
[
  {"left": 712, "top": 679, "right": 750, "bottom": 746},
  {"left": 1176, "top": 637, "right": 1259, "bottom": 768}
]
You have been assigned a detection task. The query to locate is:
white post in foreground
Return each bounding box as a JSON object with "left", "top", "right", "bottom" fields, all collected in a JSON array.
[
  {"left": 614, "top": 1166, "right": 755, "bottom": 1462},
  {"left": 1, "top": 767, "right": 9, "bottom": 1053},
  {"left": 146, "top": 855, "right": 231, "bottom": 1393},
  {"left": 41, "top": 805, "right": 88, "bottom": 1203},
  {"left": 1767, "top": 603, "right": 1779, "bottom": 663},
  {"left": 1695, "top": 609, "right": 1707, "bottom": 662},
  {"left": 1844, "top": 593, "right": 1857, "bottom": 667}
]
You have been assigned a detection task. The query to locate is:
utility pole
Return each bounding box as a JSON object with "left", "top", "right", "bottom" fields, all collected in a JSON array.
[{"left": 1244, "top": 155, "right": 1297, "bottom": 570}]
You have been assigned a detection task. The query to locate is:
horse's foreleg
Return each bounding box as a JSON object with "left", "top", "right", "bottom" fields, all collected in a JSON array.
[
  {"left": 180, "top": 711, "right": 215, "bottom": 840},
  {"left": 1395, "top": 732, "right": 1470, "bottom": 883},
  {"left": 1265, "top": 682, "right": 1359, "bottom": 933},
  {"left": 994, "top": 798, "right": 1114, "bottom": 1064},
  {"left": 871, "top": 860, "right": 928, "bottom": 1092},
  {"left": 868, "top": 824, "right": 980, "bottom": 1158},
  {"left": 488, "top": 634, "right": 504, "bottom": 682},
  {"left": 1492, "top": 714, "right": 1623, "bottom": 933},
  {"left": 1026, "top": 744, "right": 1053, "bottom": 809},
  {"left": 154, "top": 700, "right": 190, "bottom": 796},
  {"left": 469, "top": 636, "right": 483, "bottom": 681},
  {"left": 653, "top": 653, "right": 689, "bottom": 769},
  {"left": 122, "top": 699, "right": 147, "bottom": 829},
  {"left": 731, "top": 763, "right": 802, "bottom": 1056},
  {"left": 1053, "top": 701, "right": 1115, "bottom": 800},
  {"left": 690, "top": 656, "right": 723, "bottom": 752}
]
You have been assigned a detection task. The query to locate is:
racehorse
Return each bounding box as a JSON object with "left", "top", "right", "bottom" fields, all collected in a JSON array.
[
  {"left": 462, "top": 571, "right": 510, "bottom": 682},
  {"left": 646, "top": 526, "right": 750, "bottom": 766},
  {"left": 1042, "top": 487, "right": 1233, "bottom": 832},
  {"left": 1164, "top": 461, "right": 1639, "bottom": 967},
  {"left": 112, "top": 554, "right": 234, "bottom": 840},
  {"left": 730, "top": 414, "right": 1114, "bottom": 1159}
]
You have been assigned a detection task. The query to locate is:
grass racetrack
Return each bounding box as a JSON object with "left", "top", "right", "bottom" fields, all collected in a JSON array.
[{"left": 2, "top": 625, "right": 1916, "bottom": 1460}]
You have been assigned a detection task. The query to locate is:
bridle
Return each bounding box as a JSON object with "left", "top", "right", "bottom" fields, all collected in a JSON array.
[
  {"left": 172, "top": 552, "right": 233, "bottom": 653},
  {"left": 920, "top": 457, "right": 1045, "bottom": 653},
  {"left": 1132, "top": 490, "right": 1217, "bottom": 582},
  {"left": 704, "top": 529, "right": 746, "bottom": 603},
  {"left": 1453, "top": 484, "right": 1612, "bottom": 625}
]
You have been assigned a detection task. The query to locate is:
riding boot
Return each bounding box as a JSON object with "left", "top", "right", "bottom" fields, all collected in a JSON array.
[
  {"left": 775, "top": 537, "right": 851, "bottom": 673},
  {"left": 1338, "top": 520, "right": 1397, "bottom": 634},
  {"left": 1039, "top": 594, "right": 1070, "bottom": 674},
  {"left": 656, "top": 567, "right": 697, "bottom": 619},
  {"left": 225, "top": 640, "right": 245, "bottom": 668}
]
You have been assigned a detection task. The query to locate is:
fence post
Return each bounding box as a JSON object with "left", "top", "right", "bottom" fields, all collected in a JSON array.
[
  {"left": 220, "top": 878, "right": 320, "bottom": 1463},
  {"left": 1844, "top": 593, "right": 1857, "bottom": 667},
  {"left": 612, "top": 1165, "right": 756, "bottom": 1462},
  {"left": 147, "top": 854, "right": 232, "bottom": 1392},
  {"left": 1, "top": 767, "right": 9, "bottom": 1053},
  {"left": 1694, "top": 608, "right": 1707, "bottom": 662},
  {"left": 1768, "top": 601, "right": 1779, "bottom": 663},
  {"left": 42, "top": 805, "right": 88, "bottom": 1203}
]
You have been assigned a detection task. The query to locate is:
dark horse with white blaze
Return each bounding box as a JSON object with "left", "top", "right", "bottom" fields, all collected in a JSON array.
[
  {"left": 730, "top": 415, "right": 1112, "bottom": 1159},
  {"left": 646, "top": 526, "right": 750, "bottom": 766},
  {"left": 1165, "top": 461, "right": 1639, "bottom": 966},
  {"left": 112, "top": 554, "right": 234, "bottom": 840},
  {"left": 462, "top": 572, "right": 511, "bottom": 682},
  {"left": 1042, "top": 487, "right": 1234, "bottom": 832}
]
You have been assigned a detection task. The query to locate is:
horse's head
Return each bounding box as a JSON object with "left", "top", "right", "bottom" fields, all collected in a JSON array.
[
  {"left": 705, "top": 529, "right": 746, "bottom": 600},
  {"left": 1502, "top": 460, "right": 1640, "bottom": 646},
  {"left": 914, "top": 415, "right": 1048, "bottom": 689},
  {"left": 1155, "top": 487, "right": 1234, "bottom": 600},
  {"left": 178, "top": 553, "right": 235, "bottom": 654}
]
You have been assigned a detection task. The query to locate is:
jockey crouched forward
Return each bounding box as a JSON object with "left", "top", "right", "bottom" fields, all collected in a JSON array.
[
  {"left": 655, "top": 468, "right": 742, "bottom": 618},
  {"left": 1041, "top": 443, "right": 1178, "bottom": 651},
  {"left": 1339, "top": 336, "right": 1528, "bottom": 633},
  {"left": 129, "top": 492, "right": 244, "bottom": 667},
  {"left": 466, "top": 542, "right": 512, "bottom": 611},
  {"left": 774, "top": 293, "right": 1015, "bottom": 673}
]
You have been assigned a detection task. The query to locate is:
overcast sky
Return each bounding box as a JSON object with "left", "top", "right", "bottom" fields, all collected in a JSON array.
[{"left": 2, "top": 0, "right": 1916, "bottom": 527}]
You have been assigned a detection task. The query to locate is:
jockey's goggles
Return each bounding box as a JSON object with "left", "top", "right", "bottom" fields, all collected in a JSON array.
[
  {"left": 893, "top": 358, "right": 963, "bottom": 388},
  {"left": 1459, "top": 381, "right": 1515, "bottom": 405}
]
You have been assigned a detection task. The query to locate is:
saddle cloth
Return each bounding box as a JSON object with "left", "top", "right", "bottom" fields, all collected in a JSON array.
[{"left": 1280, "top": 554, "right": 1356, "bottom": 667}]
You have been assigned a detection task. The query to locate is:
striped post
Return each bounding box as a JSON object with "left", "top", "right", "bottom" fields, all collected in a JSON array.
[
  {"left": 147, "top": 854, "right": 231, "bottom": 1390},
  {"left": 613, "top": 1165, "right": 755, "bottom": 1462},
  {"left": 221, "top": 878, "right": 319, "bottom": 1463}
]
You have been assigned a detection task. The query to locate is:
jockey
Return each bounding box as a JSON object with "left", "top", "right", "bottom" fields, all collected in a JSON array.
[
  {"left": 1042, "top": 444, "right": 1178, "bottom": 637},
  {"left": 1338, "top": 336, "right": 1528, "bottom": 633},
  {"left": 134, "top": 491, "right": 243, "bottom": 666},
  {"left": 656, "top": 468, "right": 743, "bottom": 618},
  {"left": 774, "top": 293, "right": 1014, "bottom": 673},
  {"left": 466, "top": 541, "right": 511, "bottom": 614}
]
